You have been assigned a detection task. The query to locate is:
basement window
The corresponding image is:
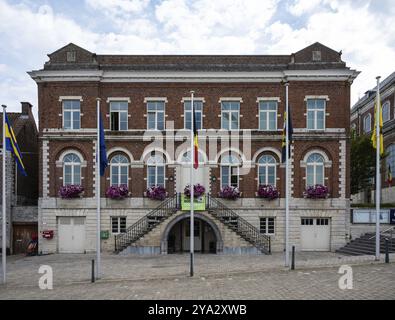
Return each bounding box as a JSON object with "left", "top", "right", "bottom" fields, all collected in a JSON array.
[
  {"left": 111, "top": 217, "right": 126, "bottom": 234},
  {"left": 260, "top": 217, "right": 275, "bottom": 235}
]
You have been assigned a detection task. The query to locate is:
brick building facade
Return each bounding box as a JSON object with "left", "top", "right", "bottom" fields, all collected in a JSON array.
[
  {"left": 0, "top": 102, "right": 39, "bottom": 254},
  {"left": 29, "top": 42, "right": 359, "bottom": 254},
  {"left": 351, "top": 72, "right": 395, "bottom": 204}
]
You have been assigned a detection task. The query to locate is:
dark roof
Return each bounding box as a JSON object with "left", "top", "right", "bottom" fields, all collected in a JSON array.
[{"left": 41, "top": 42, "right": 348, "bottom": 72}]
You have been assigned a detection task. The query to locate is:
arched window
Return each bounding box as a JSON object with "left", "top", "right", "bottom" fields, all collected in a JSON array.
[
  {"left": 63, "top": 153, "right": 81, "bottom": 185},
  {"left": 258, "top": 155, "right": 276, "bottom": 186},
  {"left": 306, "top": 153, "right": 325, "bottom": 186},
  {"left": 382, "top": 101, "right": 390, "bottom": 123},
  {"left": 221, "top": 154, "right": 241, "bottom": 188},
  {"left": 386, "top": 144, "right": 395, "bottom": 183},
  {"left": 110, "top": 154, "right": 129, "bottom": 186},
  {"left": 147, "top": 154, "right": 165, "bottom": 187},
  {"left": 363, "top": 114, "right": 371, "bottom": 133}
]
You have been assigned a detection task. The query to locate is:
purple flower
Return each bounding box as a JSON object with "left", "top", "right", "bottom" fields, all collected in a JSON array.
[
  {"left": 59, "top": 185, "right": 84, "bottom": 199},
  {"left": 257, "top": 185, "right": 279, "bottom": 200},
  {"left": 146, "top": 185, "right": 167, "bottom": 200},
  {"left": 303, "top": 184, "right": 329, "bottom": 199},
  {"left": 106, "top": 185, "right": 129, "bottom": 199},
  {"left": 184, "top": 184, "right": 206, "bottom": 198},
  {"left": 218, "top": 185, "right": 240, "bottom": 200}
]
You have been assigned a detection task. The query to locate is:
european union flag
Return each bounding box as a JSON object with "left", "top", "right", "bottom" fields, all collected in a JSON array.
[
  {"left": 5, "top": 113, "right": 27, "bottom": 176},
  {"left": 99, "top": 113, "right": 108, "bottom": 176}
]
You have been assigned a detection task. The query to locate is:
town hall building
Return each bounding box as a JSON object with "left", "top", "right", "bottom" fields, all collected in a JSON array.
[{"left": 28, "top": 42, "right": 359, "bottom": 255}]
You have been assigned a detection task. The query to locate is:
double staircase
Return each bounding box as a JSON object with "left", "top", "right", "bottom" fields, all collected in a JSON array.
[
  {"left": 115, "top": 194, "right": 271, "bottom": 254},
  {"left": 336, "top": 228, "right": 395, "bottom": 256}
]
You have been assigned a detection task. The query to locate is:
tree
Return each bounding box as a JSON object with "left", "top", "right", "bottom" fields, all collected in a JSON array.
[{"left": 350, "top": 134, "right": 376, "bottom": 194}]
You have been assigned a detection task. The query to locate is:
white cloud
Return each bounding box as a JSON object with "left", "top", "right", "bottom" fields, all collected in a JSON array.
[
  {"left": 287, "top": 0, "right": 323, "bottom": 16},
  {"left": 85, "top": 0, "right": 150, "bottom": 15}
]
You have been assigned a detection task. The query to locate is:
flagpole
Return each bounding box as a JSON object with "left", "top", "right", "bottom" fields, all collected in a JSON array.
[
  {"left": 285, "top": 83, "right": 290, "bottom": 267},
  {"left": 375, "top": 76, "right": 381, "bottom": 261},
  {"left": 96, "top": 98, "right": 101, "bottom": 278},
  {"left": 2, "top": 105, "right": 6, "bottom": 283},
  {"left": 190, "top": 90, "right": 195, "bottom": 277}
]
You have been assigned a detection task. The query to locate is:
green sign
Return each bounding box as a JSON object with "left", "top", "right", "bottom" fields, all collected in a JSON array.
[
  {"left": 181, "top": 194, "right": 206, "bottom": 211},
  {"left": 100, "top": 230, "right": 109, "bottom": 239}
]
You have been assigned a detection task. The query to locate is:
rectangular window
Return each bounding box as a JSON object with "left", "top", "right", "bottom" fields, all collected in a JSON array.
[
  {"left": 259, "top": 101, "right": 277, "bottom": 130},
  {"left": 184, "top": 101, "right": 203, "bottom": 130},
  {"left": 221, "top": 101, "right": 240, "bottom": 130},
  {"left": 147, "top": 166, "right": 165, "bottom": 187},
  {"left": 110, "top": 101, "right": 128, "bottom": 131},
  {"left": 111, "top": 217, "right": 126, "bottom": 234},
  {"left": 147, "top": 101, "right": 165, "bottom": 130},
  {"left": 63, "top": 100, "right": 80, "bottom": 130},
  {"left": 221, "top": 166, "right": 239, "bottom": 188},
  {"left": 260, "top": 217, "right": 275, "bottom": 235},
  {"left": 301, "top": 218, "right": 314, "bottom": 225},
  {"left": 306, "top": 99, "right": 325, "bottom": 130}
]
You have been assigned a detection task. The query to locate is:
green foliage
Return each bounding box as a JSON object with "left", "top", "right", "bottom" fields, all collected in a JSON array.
[{"left": 351, "top": 134, "right": 376, "bottom": 194}]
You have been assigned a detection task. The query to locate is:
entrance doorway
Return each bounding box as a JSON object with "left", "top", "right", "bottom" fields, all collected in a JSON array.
[{"left": 167, "top": 218, "right": 217, "bottom": 254}]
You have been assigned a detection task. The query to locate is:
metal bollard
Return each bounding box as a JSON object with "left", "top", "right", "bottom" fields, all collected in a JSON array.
[
  {"left": 385, "top": 239, "right": 389, "bottom": 264},
  {"left": 91, "top": 259, "right": 95, "bottom": 283},
  {"left": 291, "top": 245, "right": 295, "bottom": 270}
]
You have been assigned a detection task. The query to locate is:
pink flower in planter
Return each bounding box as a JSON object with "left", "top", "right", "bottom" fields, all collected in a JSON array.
[
  {"left": 218, "top": 185, "right": 240, "bottom": 200},
  {"left": 303, "top": 184, "right": 329, "bottom": 199},
  {"left": 106, "top": 185, "right": 129, "bottom": 199},
  {"left": 257, "top": 185, "right": 279, "bottom": 200},
  {"left": 146, "top": 185, "right": 167, "bottom": 200},
  {"left": 59, "top": 185, "right": 84, "bottom": 199},
  {"left": 184, "top": 184, "right": 206, "bottom": 198}
]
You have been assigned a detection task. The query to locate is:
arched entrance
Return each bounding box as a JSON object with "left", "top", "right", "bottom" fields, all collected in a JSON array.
[{"left": 161, "top": 213, "right": 223, "bottom": 254}]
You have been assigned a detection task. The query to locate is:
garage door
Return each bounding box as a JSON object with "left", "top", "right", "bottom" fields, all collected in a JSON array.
[
  {"left": 300, "top": 218, "right": 330, "bottom": 251},
  {"left": 58, "top": 217, "right": 86, "bottom": 253}
]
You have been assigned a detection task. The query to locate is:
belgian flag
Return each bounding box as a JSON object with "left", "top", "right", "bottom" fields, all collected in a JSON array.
[
  {"left": 5, "top": 112, "right": 27, "bottom": 176},
  {"left": 281, "top": 105, "right": 293, "bottom": 163},
  {"left": 193, "top": 102, "right": 198, "bottom": 169}
]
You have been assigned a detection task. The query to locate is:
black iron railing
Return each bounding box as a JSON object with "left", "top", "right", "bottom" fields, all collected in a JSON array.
[
  {"left": 207, "top": 195, "right": 271, "bottom": 254},
  {"left": 114, "top": 193, "right": 180, "bottom": 253}
]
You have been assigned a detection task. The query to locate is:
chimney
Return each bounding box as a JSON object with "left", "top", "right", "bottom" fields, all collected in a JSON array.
[{"left": 21, "top": 102, "right": 32, "bottom": 116}]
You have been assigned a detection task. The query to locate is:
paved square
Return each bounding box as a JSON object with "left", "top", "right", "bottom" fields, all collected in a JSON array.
[{"left": 0, "top": 253, "right": 394, "bottom": 299}]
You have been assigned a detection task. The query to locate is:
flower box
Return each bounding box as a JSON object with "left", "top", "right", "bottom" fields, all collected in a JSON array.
[
  {"left": 184, "top": 183, "right": 206, "bottom": 198},
  {"left": 146, "top": 185, "right": 167, "bottom": 200},
  {"left": 105, "top": 185, "right": 130, "bottom": 199},
  {"left": 58, "top": 185, "right": 84, "bottom": 199},
  {"left": 257, "top": 185, "right": 279, "bottom": 200},
  {"left": 218, "top": 185, "right": 241, "bottom": 200},
  {"left": 303, "top": 184, "right": 329, "bottom": 199}
]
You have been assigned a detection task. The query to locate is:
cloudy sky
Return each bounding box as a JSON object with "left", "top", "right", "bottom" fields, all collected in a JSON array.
[{"left": 1, "top": 0, "right": 394, "bottom": 121}]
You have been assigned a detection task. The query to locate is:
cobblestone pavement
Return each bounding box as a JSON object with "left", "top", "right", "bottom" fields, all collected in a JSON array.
[{"left": 0, "top": 252, "right": 394, "bottom": 299}]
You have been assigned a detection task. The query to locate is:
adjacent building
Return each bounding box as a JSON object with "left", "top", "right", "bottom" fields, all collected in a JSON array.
[
  {"left": 0, "top": 102, "right": 39, "bottom": 255},
  {"left": 28, "top": 42, "right": 359, "bottom": 255}
]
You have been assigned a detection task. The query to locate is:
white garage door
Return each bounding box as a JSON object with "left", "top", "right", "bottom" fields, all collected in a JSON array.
[
  {"left": 58, "top": 217, "right": 86, "bottom": 253},
  {"left": 300, "top": 218, "right": 330, "bottom": 251}
]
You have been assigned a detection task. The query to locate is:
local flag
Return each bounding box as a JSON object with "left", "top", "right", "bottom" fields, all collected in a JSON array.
[
  {"left": 5, "top": 113, "right": 27, "bottom": 176},
  {"left": 281, "top": 105, "right": 293, "bottom": 163},
  {"left": 99, "top": 113, "right": 108, "bottom": 176},
  {"left": 371, "top": 101, "right": 384, "bottom": 156},
  {"left": 193, "top": 102, "right": 198, "bottom": 169},
  {"left": 388, "top": 165, "right": 393, "bottom": 187}
]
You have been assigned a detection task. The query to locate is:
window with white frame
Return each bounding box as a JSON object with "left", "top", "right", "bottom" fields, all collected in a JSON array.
[
  {"left": 110, "top": 154, "right": 129, "bottom": 186},
  {"left": 147, "top": 154, "right": 165, "bottom": 187},
  {"left": 111, "top": 216, "right": 126, "bottom": 234},
  {"left": 221, "top": 154, "right": 240, "bottom": 188},
  {"left": 184, "top": 100, "right": 203, "bottom": 130},
  {"left": 63, "top": 153, "right": 81, "bottom": 185},
  {"left": 259, "top": 101, "right": 277, "bottom": 131},
  {"left": 306, "top": 153, "right": 325, "bottom": 186},
  {"left": 386, "top": 144, "right": 395, "bottom": 181},
  {"left": 363, "top": 114, "right": 372, "bottom": 133},
  {"left": 382, "top": 101, "right": 390, "bottom": 123},
  {"left": 258, "top": 155, "right": 276, "bottom": 186},
  {"left": 307, "top": 99, "right": 325, "bottom": 130},
  {"left": 63, "top": 100, "right": 80, "bottom": 130},
  {"left": 147, "top": 101, "right": 165, "bottom": 130},
  {"left": 221, "top": 101, "right": 240, "bottom": 130},
  {"left": 260, "top": 217, "right": 275, "bottom": 235},
  {"left": 110, "top": 101, "right": 128, "bottom": 131}
]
